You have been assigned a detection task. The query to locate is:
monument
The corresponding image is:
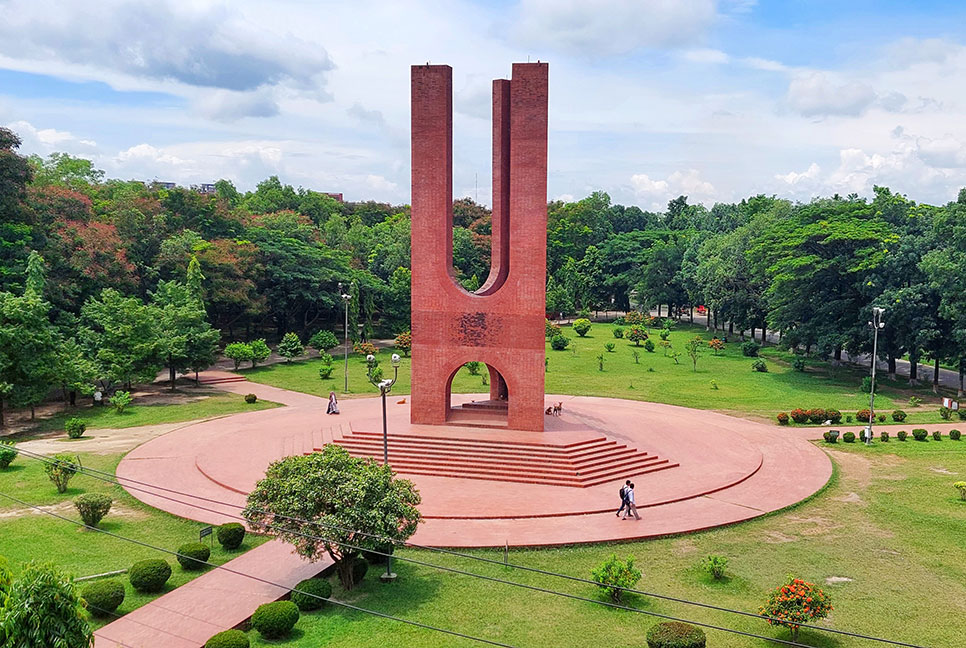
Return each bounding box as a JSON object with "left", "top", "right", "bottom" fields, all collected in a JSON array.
[{"left": 410, "top": 62, "right": 548, "bottom": 431}]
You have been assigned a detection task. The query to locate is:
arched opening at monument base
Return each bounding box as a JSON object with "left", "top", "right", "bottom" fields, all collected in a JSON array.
[{"left": 446, "top": 362, "right": 509, "bottom": 427}]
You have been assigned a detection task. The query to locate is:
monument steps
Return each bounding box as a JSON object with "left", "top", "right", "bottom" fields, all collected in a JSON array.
[{"left": 197, "top": 375, "right": 247, "bottom": 385}]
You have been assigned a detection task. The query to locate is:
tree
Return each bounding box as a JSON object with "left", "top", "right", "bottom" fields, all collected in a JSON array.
[
  {"left": 249, "top": 339, "right": 271, "bottom": 367},
  {"left": 626, "top": 326, "right": 648, "bottom": 347},
  {"left": 277, "top": 332, "right": 304, "bottom": 362},
  {"left": 244, "top": 445, "right": 421, "bottom": 590},
  {"left": 685, "top": 336, "right": 703, "bottom": 372},
  {"left": 0, "top": 127, "right": 35, "bottom": 295},
  {"left": 0, "top": 561, "right": 93, "bottom": 647},
  {"left": 79, "top": 289, "right": 161, "bottom": 390},
  {"left": 224, "top": 342, "right": 253, "bottom": 371}
]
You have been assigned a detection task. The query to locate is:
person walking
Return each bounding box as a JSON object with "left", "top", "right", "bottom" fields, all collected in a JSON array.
[
  {"left": 326, "top": 391, "right": 340, "bottom": 415},
  {"left": 616, "top": 479, "right": 631, "bottom": 517},
  {"left": 622, "top": 482, "right": 641, "bottom": 521}
]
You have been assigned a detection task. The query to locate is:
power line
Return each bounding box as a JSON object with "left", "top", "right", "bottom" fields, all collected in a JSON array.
[
  {"left": 12, "top": 448, "right": 928, "bottom": 648},
  {"left": 0, "top": 492, "right": 519, "bottom": 648}
]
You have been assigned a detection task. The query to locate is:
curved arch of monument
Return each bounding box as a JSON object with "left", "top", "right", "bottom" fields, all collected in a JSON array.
[{"left": 116, "top": 376, "right": 832, "bottom": 548}]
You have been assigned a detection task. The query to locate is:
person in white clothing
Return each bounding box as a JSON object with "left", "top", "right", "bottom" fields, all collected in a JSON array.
[{"left": 622, "top": 482, "right": 641, "bottom": 520}]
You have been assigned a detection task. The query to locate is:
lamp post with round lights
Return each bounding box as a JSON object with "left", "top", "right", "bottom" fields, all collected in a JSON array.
[
  {"left": 866, "top": 307, "right": 885, "bottom": 445},
  {"left": 367, "top": 352, "right": 401, "bottom": 582},
  {"left": 338, "top": 282, "right": 351, "bottom": 394}
]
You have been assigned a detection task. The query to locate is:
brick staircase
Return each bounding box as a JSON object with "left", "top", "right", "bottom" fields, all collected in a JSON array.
[
  {"left": 283, "top": 425, "right": 678, "bottom": 488},
  {"left": 198, "top": 374, "right": 248, "bottom": 385}
]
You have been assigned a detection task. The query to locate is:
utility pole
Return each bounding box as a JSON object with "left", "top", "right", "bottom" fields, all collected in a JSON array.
[
  {"left": 866, "top": 307, "right": 885, "bottom": 445},
  {"left": 339, "top": 282, "right": 351, "bottom": 394}
]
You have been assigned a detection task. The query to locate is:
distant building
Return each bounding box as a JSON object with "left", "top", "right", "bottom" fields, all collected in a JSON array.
[
  {"left": 152, "top": 181, "right": 177, "bottom": 190},
  {"left": 197, "top": 183, "right": 217, "bottom": 194},
  {"left": 325, "top": 192, "right": 344, "bottom": 202}
]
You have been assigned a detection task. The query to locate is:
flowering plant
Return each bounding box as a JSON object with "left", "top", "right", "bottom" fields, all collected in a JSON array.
[
  {"left": 760, "top": 577, "right": 833, "bottom": 640},
  {"left": 790, "top": 408, "right": 809, "bottom": 424}
]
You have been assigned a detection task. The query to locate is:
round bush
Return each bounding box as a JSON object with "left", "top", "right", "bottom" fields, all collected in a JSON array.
[
  {"left": 826, "top": 409, "right": 842, "bottom": 424},
  {"left": 550, "top": 335, "right": 570, "bottom": 351},
  {"left": 244, "top": 393, "right": 257, "bottom": 404},
  {"left": 790, "top": 408, "right": 809, "bottom": 424},
  {"left": 806, "top": 408, "right": 826, "bottom": 424},
  {"left": 741, "top": 341, "right": 760, "bottom": 357},
  {"left": 250, "top": 600, "right": 299, "bottom": 639},
  {"left": 177, "top": 542, "right": 211, "bottom": 571},
  {"left": 951, "top": 429, "right": 961, "bottom": 441},
  {"left": 217, "top": 522, "right": 246, "bottom": 550},
  {"left": 777, "top": 412, "right": 789, "bottom": 425},
  {"left": 81, "top": 578, "right": 125, "bottom": 617},
  {"left": 912, "top": 428, "right": 928, "bottom": 441},
  {"left": 646, "top": 621, "right": 707, "bottom": 648},
  {"left": 74, "top": 493, "right": 112, "bottom": 527},
  {"left": 880, "top": 431, "right": 890, "bottom": 442},
  {"left": 843, "top": 431, "right": 856, "bottom": 443},
  {"left": 572, "top": 318, "right": 592, "bottom": 337},
  {"left": 352, "top": 556, "right": 369, "bottom": 585},
  {"left": 856, "top": 409, "right": 871, "bottom": 422},
  {"left": 613, "top": 327, "right": 624, "bottom": 339},
  {"left": 65, "top": 417, "right": 87, "bottom": 439},
  {"left": 0, "top": 442, "right": 16, "bottom": 469},
  {"left": 824, "top": 430, "right": 839, "bottom": 444},
  {"left": 128, "top": 559, "right": 171, "bottom": 593},
  {"left": 751, "top": 358, "right": 768, "bottom": 373},
  {"left": 892, "top": 409, "right": 907, "bottom": 422},
  {"left": 205, "top": 629, "right": 250, "bottom": 648},
  {"left": 933, "top": 430, "right": 942, "bottom": 441},
  {"left": 897, "top": 430, "right": 908, "bottom": 441},
  {"left": 291, "top": 577, "right": 332, "bottom": 611}
]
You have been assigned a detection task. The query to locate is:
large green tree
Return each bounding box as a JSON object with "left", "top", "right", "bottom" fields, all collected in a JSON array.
[{"left": 79, "top": 289, "right": 161, "bottom": 390}]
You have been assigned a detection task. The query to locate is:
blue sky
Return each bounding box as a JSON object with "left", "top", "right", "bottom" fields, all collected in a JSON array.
[{"left": 2, "top": 0, "right": 965, "bottom": 209}]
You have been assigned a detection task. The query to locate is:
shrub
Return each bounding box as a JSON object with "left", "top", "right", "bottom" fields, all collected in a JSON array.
[
  {"left": 632, "top": 350, "right": 641, "bottom": 365},
  {"left": 291, "top": 577, "right": 332, "bottom": 611},
  {"left": 65, "top": 417, "right": 87, "bottom": 439},
  {"left": 613, "top": 316, "right": 626, "bottom": 326},
  {"left": 858, "top": 429, "right": 869, "bottom": 443},
  {"left": 45, "top": 453, "right": 79, "bottom": 493},
  {"left": 861, "top": 376, "right": 876, "bottom": 394},
  {"left": 843, "top": 431, "right": 856, "bottom": 443},
  {"left": 250, "top": 600, "right": 299, "bottom": 639},
  {"left": 790, "top": 409, "right": 808, "bottom": 424},
  {"left": 741, "top": 340, "right": 760, "bottom": 357},
  {"left": 249, "top": 339, "right": 271, "bottom": 366},
  {"left": 394, "top": 331, "right": 412, "bottom": 356},
  {"left": 74, "top": 493, "right": 112, "bottom": 527},
  {"left": 353, "top": 341, "right": 377, "bottom": 356},
  {"left": 959, "top": 410, "right": 966, "bottom": 421},
  {"left": 951, "top": 429, "right": 962, "bottom": 441},
  {"left": 879, "top": 430, "right": 890, "bottom": 442},
  {"left": 777, "top": 412, "right": 789, "bottom": 425},
  {"left": 217, "top": 522, "right": 246, "bottom": 550},
  {"left": 933, "top": 430, "right": 942, "bottom": 441},
  {"left": 954, "top": 481, "right": 966, "bottom": 501},
  {"left": 826, "top": 409, "right": 842, "bottom": 424},
  {"left": 128, "top": 559, "right": 171, "bottom": 593},
  {"left": 909, "top": 395, "right": 922, "bottom": 407},
  {"left": 627, "top": 326, "right": 648, "bottom": 346},
  {"left": 308, "top": 330, "right": 339, "bottom": 352},
  {"left": 878, "top": 414, "right": 886, "bottom": 423},
  {"left": 643, "top": 338, "right": 655, "bottom": 353},
  {"left": 352, "top": 556, "right": 369, "bottom": 585},
  {"left": 885, "top": 409, "right": 906, "bottom": 423},
  {"left": 613, "top": 326, "right": 624, "bottom": 339},
  {"left": 760, "top": 578, "right": 833, "bottom": 641},
  {"left": 224, "top": 342, "right": 253, "bottom": 370},
  {"left": 752, "top": 358, "right": 768, "bottom": 373},
  {"left": 277, "top": 332, "right": 304, "bottom": 362},
  {"left": 604, "top": 342, "right": 615, "bottom": 353},
  {"left": 646, "top": 621, "right": 707, "bottom": 648},
  {"left": 792, "top": 356, "right": 807, "bottom": 372},
  {"left": 939, "top": 406, "right": 952, "bottom": 420},
  {"left": 701, "top": 555, "right": 728, "bottom": 580},
  {"left": 244, "top": 393, "right": 257, "bottom": 404},
  {"left": 658, "top": 328, "right": 671, "bottom": 341},
  {"left": 550, "top": 335, "right": 570, "bottom": 351},
  {"left": 856, "top": 409, "right": 871, "bottom": 423},
  {"left": 624, "top": 310, "right": 645, "bottom": 325},
  {"left": 545, "top": 319, "right": 561, "bottom": 339},
  {"left": 177, "top": 542, "right": 211, "bottom": 571},
  {"left": 912, "top": 428, "right": 928, "bottom": 441},
  {"left": 845, "top": 414, "right": 854, "bottom": 423},
  {"left": 824, "top": 430, "right": 839, "bottom": 443},
  {"left": 708, "top": 338, "right": 724, "bottom": 355},
  {"left": 205, "top": 629, "right": 250, "bottom": 648},
  {"left": 109, "top": 390, "right": 132, "bottom": 413},
  {"left": 0, "top": 441, "right": 17, "bottom": 469},
  {"left": 82, "top": 578, "right": 125, "bottom": 617},
  {"left": 897, "top": 430, "right": 908, "bottom": 441},
  {"left": 591, "top": 554, "right": 641, "bottom": 603},
  {"left": 318, "top": 353, "right": 335, "bottom": 380},
  {"left": 465, "top": 361, "right": 482, "bottom": 376},
  {"left": 572, "top": 318, "right": 592, "bottom": 337},
  {"left": 807, "top": 408, "right": 826, "bottom": 424}
]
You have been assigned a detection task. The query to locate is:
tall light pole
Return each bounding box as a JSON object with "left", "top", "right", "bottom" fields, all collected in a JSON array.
[
  {"left": 368, "top": 352, "right": 401, "bottom": 582},
  {"left": 338, "top": 282, "right": 351, "bottom": 394},
  {"left": 867, "top": 307, "right": 885, "bottom": 445}
]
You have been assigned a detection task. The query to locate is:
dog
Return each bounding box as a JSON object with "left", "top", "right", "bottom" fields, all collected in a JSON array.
[
  {"left": 552, "top": 402, "right": 563, "bottom": 416},
  {"left": 545, "top": 406, "right": 554, "bottom": 416}
]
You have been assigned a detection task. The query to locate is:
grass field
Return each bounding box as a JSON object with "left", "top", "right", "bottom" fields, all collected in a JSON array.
[
  {"left": 243, "top": 322, "right": 952, "bottom": 425},
  {"left": 245, "top": 439, "right": 965, "bottom": 648},
  {"left": 30, "top": 390, "right": 280, "bottom": 433},
  {"left": 0, "top": 452, "right": 267, "bottom": 628}
]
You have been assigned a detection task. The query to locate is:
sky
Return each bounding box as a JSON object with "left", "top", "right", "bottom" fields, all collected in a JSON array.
[{"left": 2, "top": 0, "right": 966, "bottom": 210}]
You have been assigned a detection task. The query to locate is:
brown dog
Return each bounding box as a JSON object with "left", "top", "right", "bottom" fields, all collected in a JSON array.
[{"left": 552, "top": 402, "right": 562, "bottom": 416}]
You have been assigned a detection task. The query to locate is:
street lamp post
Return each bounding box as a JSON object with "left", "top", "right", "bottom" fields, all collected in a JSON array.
[
  {"left": 867, "top": 307, "right": 885, "bottom": 446},
  {"left": 368, "top": 352, "right": 401, "bottom": 582},
  {"left": 338, "top": 283, "right": 351, "bottom": 394}
]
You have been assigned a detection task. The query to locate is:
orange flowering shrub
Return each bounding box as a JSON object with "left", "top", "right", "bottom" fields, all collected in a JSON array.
[
  {"left": 760, "top": 577, "right": 833, "bottom": 640},
  {"left": 708, "top": 338, "right": 724, "bottom": 355}
]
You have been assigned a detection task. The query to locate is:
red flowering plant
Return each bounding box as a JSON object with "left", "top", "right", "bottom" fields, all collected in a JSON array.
[
  {"left": 760, "top": 577, "right": 833, "bottom": 641},
  {"left": 790, "top": 408, "right": 809, "bottom": 424},
  {"left": 776, "top": 412, "right": 790, "bottom": 425}
]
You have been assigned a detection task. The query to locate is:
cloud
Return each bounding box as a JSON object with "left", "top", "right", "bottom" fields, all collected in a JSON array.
[
  {"left": 6, "top": 119, "right": 97, "bottom": 152},
  {"left": 741, "top": 57, "right": 788, "bottom": 72},
  {"left": 630, "top": 169, "right": 716, "bottom": 208},
  {"left": 511, "top": 0, "right": 718, "bottom": 56},
  {"left": 195, "top": 89, "right": 280, "bottom": 121},
  {"left": 682, "top": 48, "right": 729, "bottom": 64},
  {"left": 775, "top": 163, "right": 821, "bottom": 186},
  {"left": 786, "top": 72, "right": 877, "bottom": 117},
  {"left": 916, "top": 135, "right": 966, "bottom": 168},
  {"left": 347, "top": 103, "right": 386, "bottom": 126},
  {"left": 0, "top": 0, "right": 333, "bottom": 95}
]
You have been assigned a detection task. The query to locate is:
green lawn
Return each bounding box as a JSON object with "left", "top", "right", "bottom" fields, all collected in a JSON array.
[
  {"left": 243, "top": 322, "right": 952, "bottom": 424},
  {"left": 31, "top": 391, "right": 280, "bottom": 433},
  {"left": 247, "top": 440, "right": 965, "bottom": 648},
  {"left": 0, "top": 452, "right": 267, "bottom": 628}
]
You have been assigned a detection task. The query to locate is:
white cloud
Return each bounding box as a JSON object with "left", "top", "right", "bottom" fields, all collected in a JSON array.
[
  {"left": 195, "top": 89, "right": 280, "bottom": 121},
  {"left": 775, "top": 163, "right": 821, "bottom": 186},
  {"left": 630, "top": 169, "right": 716, "bottom": 209},
  {"left": 682, "top": 48, "right": 730, "bottom": 64},
  {"left": 916, "top": 135, "right": 966, "bottom": 168},
  {"left": 6, "top": 120, "right": 97, "bottom": 152},
  {"left": 786, "top": 72, "right": 877, "bottom": 117},
  {"left": 511, "top": 0, "right": 718, "bottom": 56}
]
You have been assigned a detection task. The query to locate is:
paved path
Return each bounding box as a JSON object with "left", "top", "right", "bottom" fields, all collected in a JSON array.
[{"left": 93, "top": 541, "right": 330, "bottom": 648}]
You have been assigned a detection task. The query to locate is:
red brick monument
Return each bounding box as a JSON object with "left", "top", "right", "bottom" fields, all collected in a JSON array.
[{"left": 410, "top": 62, "right": 548, "bottom": 431}]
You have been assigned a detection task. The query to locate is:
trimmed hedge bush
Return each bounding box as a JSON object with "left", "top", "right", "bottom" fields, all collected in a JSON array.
[
  {"left": 244, "top": 393, "right": 257, "bottom": 404},
  {"left": 291, "top": 577, "right": 332, "bottom": 611},
  {"left": 951, "top": 429, "right": 962, "bottom": 441},
  {"left": 613, "top": 327, "right": 624, "bottom": 339},
  {"left": 74, "top": 493, "right": 112, "bottom": 527},
  {"left": 129, "top": 559, "right": 171, "bottom": 593},
  {"left": 82, "top": 578, "right": 125, "bottom": 617},
  {"left": 826, "top": 409, "right": 842, "bottom": 424},
  {"left": 880, "top": 431, "right": 890, "bottom": 442},
  {"left": 777, "top": 412, "right": 789, "bottom": 425},
  {"left": 790, "top": 408, "right": 809, "bottom": 424},
  {"left": 892, "top": 409, "right": 907, "bottom": 422},
  {"left": 843, "top": 431, "right": 856, "bottom": 443},
  {"left": 217, "top": 522, "right": 246, "bottom": 550},
  {"left": 65, "top": 417, "right": 87, "bottom": 439},
  {"left": 250, "top": 600, "right": 299, "bottom": 639},
  {"left": 176, "top": 542, "right": 211, "bottom": 571},
  {"left": 572, "top": 318, "right": 592, "bottom": 337},
  {"left": 933, "top": 430, "right": 942, "bottom": 441},
  {"left": 806, "top": 408, "right": 826, "bottom": 424},
  {"left": 205, "top": 629, "right": 250, "bottom": 648},
  {"left": 0, "top": 442, "right": 18, "bottom": 469},
  {"left": 550, "top": 335, "right": 570, "bottom": 351},
  {"left": 856, "top": 409, "right": 871, "bottom": 422},
  {"left": 752, "top": 358, "right": 768, "bottom": 373},
  {"left": 741, "top": 341, "right": 760, "bottom": 357},
  {"left": 823, "top": 430, "right": 839, "bottom": 443},
  {"left": 646, "top": 621, "right": 707, "bottom": 648},
  {"left": 912, "top": 428, "right": 928, "bottom": 441},
  {"left": 897, "top": 430, "right": 908, "bottom": 441}
]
